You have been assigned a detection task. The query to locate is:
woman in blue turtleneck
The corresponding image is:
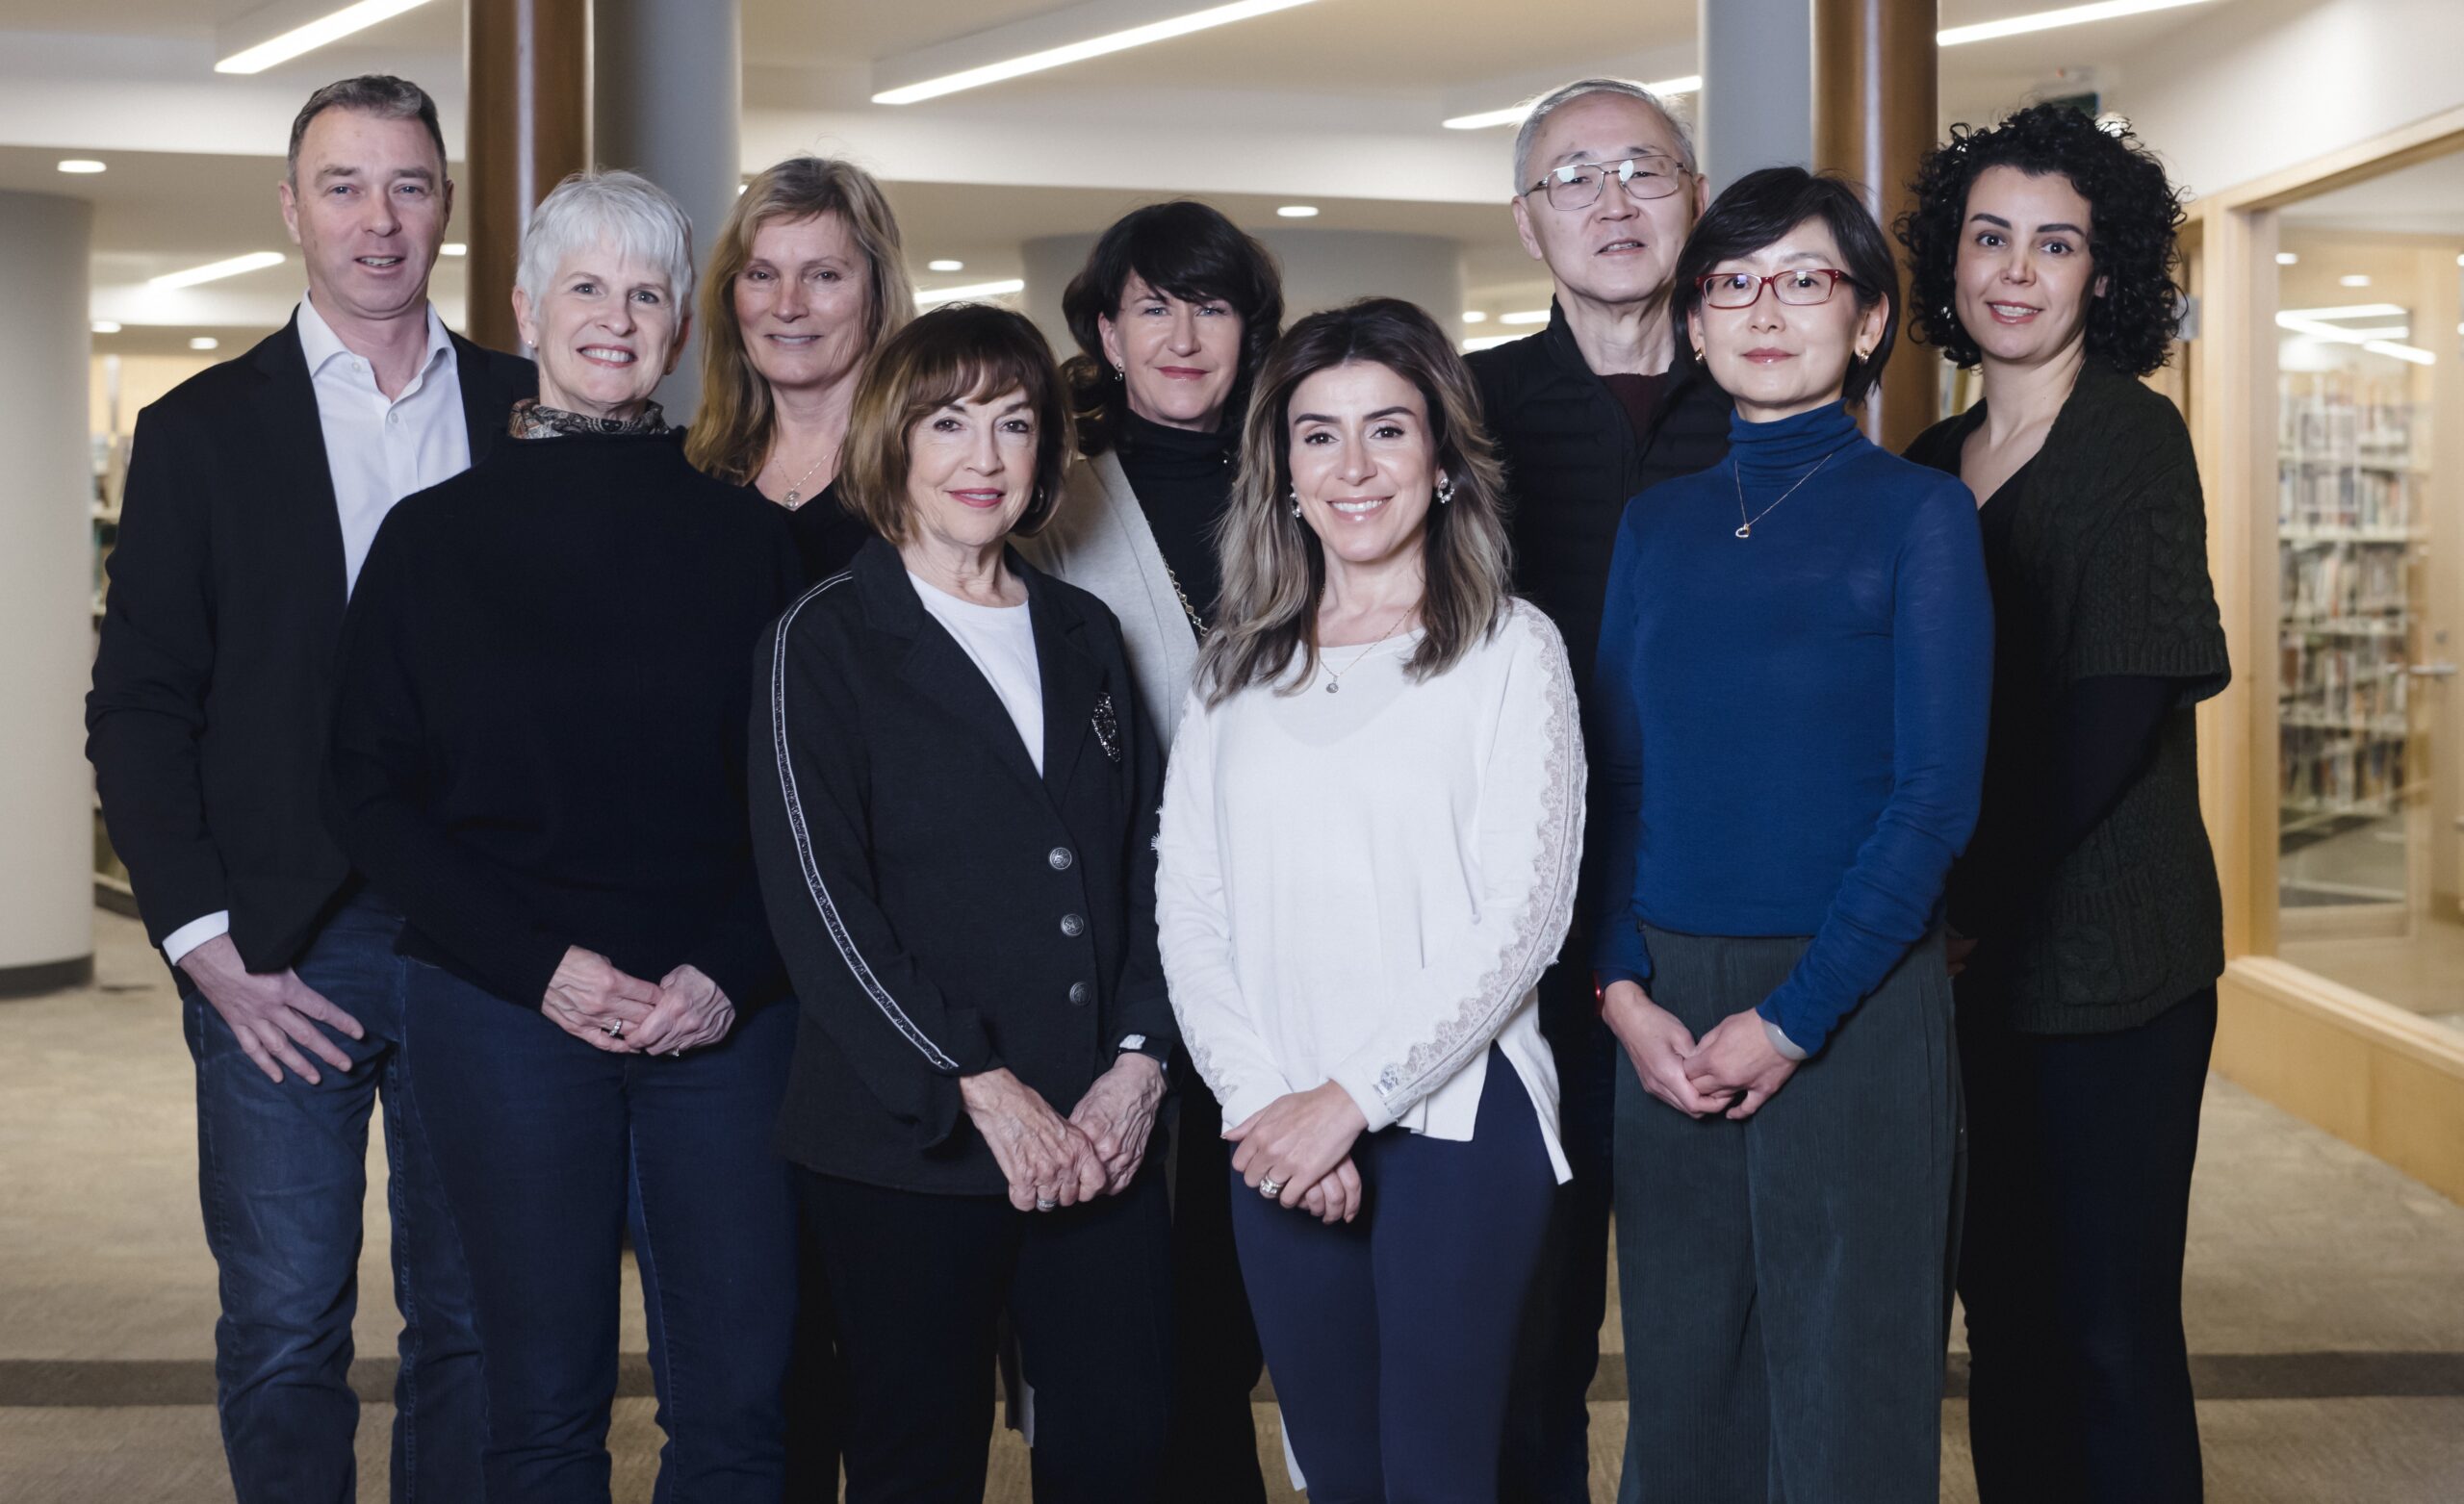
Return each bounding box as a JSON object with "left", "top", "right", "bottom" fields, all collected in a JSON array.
[{"left": 1592, "top": 167, "right": 1991, "bottom": 1504}]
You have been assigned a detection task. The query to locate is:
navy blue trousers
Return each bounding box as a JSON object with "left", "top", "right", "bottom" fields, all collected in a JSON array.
[
  {"left": 182, "top": 893, "right": 481, "bottom": 1504},
  {"left": 1231, "top": 1049, "right": 1556, "bottom": 1504},
  {"left": 404, "top": 960, "right": 799, "bottom": 1504}
]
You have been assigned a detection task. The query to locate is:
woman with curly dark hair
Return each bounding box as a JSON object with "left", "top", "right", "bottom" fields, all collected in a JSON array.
[{"left": 1898, "top": 103, "right": 2230, "bottom": 1504}]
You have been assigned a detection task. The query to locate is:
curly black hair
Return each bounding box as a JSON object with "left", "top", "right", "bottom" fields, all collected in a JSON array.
[
  {"left": 1896, "top": 103, "right": 2187, "bottom": 377},
  {"left": 1060, "top": 200, "right": 1284, "bottom": 455}
]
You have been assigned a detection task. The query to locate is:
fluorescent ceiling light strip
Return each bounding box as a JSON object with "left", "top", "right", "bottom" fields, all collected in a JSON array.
[
  {"left": 2275, "top": 315, "right": 2370, "bottom": 344},
  {"left": 1444, "top": 75, "right": 1700, "bottom": 132},
  {"left": 1938, "top": 0, "right": 2215, "bottom": 47},
  {"left": 218, "top": 0, "right": 434, "bottom": 75},
  {"left": 2280, "top": 303, "right": 2404, "bottom": 320},
  {"left": 1499, "top": 309, "right": 1550, "bottom": 325},
  {"left": 915, "top": 278, "right": 1027, "bottom": 307},
  {"left": 2364, "top": 341, "right": 2434, "bottom": 366},
  {"left": 875, "top": 0, "right": 1320, "bottom": 105},
  {"left": 151, "top": 251, "right": 288, "bottom": 290},
  {"left": 1461, "top": 334, "right": 1521, "bottom": 352}
]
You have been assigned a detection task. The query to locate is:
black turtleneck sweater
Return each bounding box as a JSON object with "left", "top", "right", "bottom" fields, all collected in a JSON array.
[
  {"left": 1114, "top": 409, "right": 1237, "bottom": 627},
  {"left": 329, "top": 431, "right": 804, "bottom": 1011}
]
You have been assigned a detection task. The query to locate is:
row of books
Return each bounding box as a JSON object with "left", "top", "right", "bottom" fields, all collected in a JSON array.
[
  {"left": 2281, "top": 542, "right": 2409, "bottom": 624},
  {"left": 2279, "top": 727, "right": 2408, "bottom": 814}
]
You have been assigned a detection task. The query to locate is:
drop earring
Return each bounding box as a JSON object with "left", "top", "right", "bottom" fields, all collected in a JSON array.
[
  {"left": 1288, "top": 486, "right": 1302, "bottom": 519},
  {"left": 1435, "top": 472, "right": 1455, "bottom": 505}
]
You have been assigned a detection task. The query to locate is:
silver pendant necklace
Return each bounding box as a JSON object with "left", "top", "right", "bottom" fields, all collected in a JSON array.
[
  {"left": 1733, "top": 446, "right": 1844, "bottom": 539},
  {"left": 777, "top": 450, "right": 832, "bottom": 509},
  {"left": 1319, "top": 604, "right": 1415, "bottom": 694}
]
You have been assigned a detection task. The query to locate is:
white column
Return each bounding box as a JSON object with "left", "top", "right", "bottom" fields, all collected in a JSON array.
[
  {"left": 1021, "top": 229, "right": 1468, "bottom": 361},
  {"left": 594, "top": 0, "right": 743, "bottom": 425},
  {"left": 1699, "top": 0, "right": 1814, "bottom": 188},
  {"left": 0, "top": 191, "right": 94, "bottom": 994}
]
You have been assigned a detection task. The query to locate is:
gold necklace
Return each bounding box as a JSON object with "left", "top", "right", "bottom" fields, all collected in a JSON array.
[
  {"left": 1732, "top": 446, "right": 1844, "bottom": 539},
  {"left": 1318, "top": 604, "right": 1415, "bottom": 695},
  {"left": 1161, "top": 560, "right": 1208, "bottom": 640}
]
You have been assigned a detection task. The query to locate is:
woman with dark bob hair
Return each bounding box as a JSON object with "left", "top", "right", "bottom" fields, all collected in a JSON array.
[
  {"left": 1021, "top": 197, "right": 1282, "bottom": 1499},
  {"left": 1592, "top": 166, "right": 1989, "bottom": 1502},
  {"left": 1156, "top": 297, "right": 1583, "bottom": 1498},
  {"left": 1899, "top": 104, "right": 2229, "bottom": 1504},
  {"left": 750, "top": 302, "right": 1178, "bottom": 1501}
]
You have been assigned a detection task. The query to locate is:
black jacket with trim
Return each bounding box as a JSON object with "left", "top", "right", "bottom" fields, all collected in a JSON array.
[{"left": 752, "top": 536, "right": 1175, "bottom": 1195}]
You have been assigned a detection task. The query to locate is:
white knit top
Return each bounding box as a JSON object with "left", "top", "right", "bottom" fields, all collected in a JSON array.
[{"left": 1156, "top": 599, "right": 1585, "bottom": 1183}]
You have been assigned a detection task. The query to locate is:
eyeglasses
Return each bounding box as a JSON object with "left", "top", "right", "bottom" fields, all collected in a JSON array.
[
  {"left": 1694, "top": 268, "right": 1859, "bottom": 309},
  {"left": 1524, "top": 156, "right": 1691, "bottom": 213}
]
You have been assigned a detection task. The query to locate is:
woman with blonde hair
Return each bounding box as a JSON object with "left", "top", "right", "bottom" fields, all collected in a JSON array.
[
  {"left": 689, "top": 155, "right": 915, "bottom": 578},
  {"left": 1155, "top": 297, "right": 1583, "bottom": 1497}
]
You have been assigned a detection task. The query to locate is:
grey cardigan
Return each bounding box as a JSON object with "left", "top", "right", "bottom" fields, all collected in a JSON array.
[{"left": 1019, "top": 448, "right": 1204, "bottom": 752}]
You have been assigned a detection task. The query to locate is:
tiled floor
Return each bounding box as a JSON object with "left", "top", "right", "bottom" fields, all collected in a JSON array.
[{"left": 5, "top": 911, "right": 2463, "bottom": 1501}]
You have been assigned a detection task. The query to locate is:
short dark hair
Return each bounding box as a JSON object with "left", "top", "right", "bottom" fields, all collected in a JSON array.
[
  {"left": 1897, "top": 103, "right": 2188, "bottom": 377},
  {"left": 839, "top": 304, "right": 1073, "bottom": 545},
  {"left": 1061, "top": 200, "right": 1284, "bottom": 455},
  {"left": 1673, "top": 166, "right": 1901, "bottom": 406},
  {"left": 288, "top": 75, "right": 448, "bottom": 185}
]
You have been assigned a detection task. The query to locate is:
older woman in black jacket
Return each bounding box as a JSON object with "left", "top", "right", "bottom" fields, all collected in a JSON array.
[{"left": 751, "top": 302, "right": 1175, "bottom": 1502}]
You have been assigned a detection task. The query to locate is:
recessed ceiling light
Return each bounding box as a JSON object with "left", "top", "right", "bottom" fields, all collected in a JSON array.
[
  {"left": 874, "top": 0, "right": 1323, "bottom": 105},
  {"left": 190, "top": 337, "right": 220, "bottom": 351},
  {"left": 1277, "top": 205, "right": 1319, "bottom": 218},
  {"left": 1462, "top": 311, "right": 1488, "bottom": 323},
  {"left": 2339, "top": 274, "right": 2373, "bottom": 288},
  {"left": 441, "top": 242, "right": 467, "bottom": 257},
  {"left": 1445, "top": 74, "right": 1700, "bottom": 131},
  {"left": 217, "top": 0, "right": 436, "bottom": 75},
  {"left": 928, "top": 259, "right": 965, "bottom": 272},
  {"left": 2275, "top": 252, "right": 2298, "bottom": 266},
  {"left": 57, "top": 159, "right": 106, "bottom": 175},
  {"left": 1499, "top": 309, "right": 1550, "bottom": 325},
  {"left": 151, "top": 251, "right": 287, "bottom": 290},
  {"left": 90, "top": 320, "right": 121, "bottom": 334},
  {"left": 914, "top": 278, "right": 1027, "bottom": 307}
]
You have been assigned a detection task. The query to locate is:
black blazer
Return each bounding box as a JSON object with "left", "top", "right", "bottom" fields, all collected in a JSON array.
[
  {"left": 87, "top": 312, "right": 536, "bottom": 972},
  {"left": 751, "top": 536, "right": 1176, "bottom": 1196}
]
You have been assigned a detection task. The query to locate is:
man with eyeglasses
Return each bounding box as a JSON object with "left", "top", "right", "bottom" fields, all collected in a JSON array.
[{"left": 1466, "top": 75, "right": 1732, "bottom": 1504}]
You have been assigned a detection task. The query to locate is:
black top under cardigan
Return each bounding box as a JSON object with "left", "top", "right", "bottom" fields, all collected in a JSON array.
[
  {"left": 88, "top": 315, "right": 536, "bottom": 974},
  {"left": 1907, "top": 359, "right": 2232, "bottom": 1032},
  {"left": 327, "top": 430, "right": 803, "bottom": 1012},
  {"left": 752, "top": 536, "right": 1177, "bottom": 1195}
]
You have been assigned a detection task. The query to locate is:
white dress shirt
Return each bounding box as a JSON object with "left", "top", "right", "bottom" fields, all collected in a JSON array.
[
  {"left": 1156, "top": 599, "right": 1585, "bottom": 1182},
  {"left": 160, "top": 295, "right": 471, "bottom": 967}
]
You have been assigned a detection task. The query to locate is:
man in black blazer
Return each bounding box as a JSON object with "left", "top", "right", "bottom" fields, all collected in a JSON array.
[{"left": 86, "top": 75, "right": 532, "bottom": 1504}]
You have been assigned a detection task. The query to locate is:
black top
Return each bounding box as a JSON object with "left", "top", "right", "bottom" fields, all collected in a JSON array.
[
  {"left": 780, "top": 478, "right": 874, "bottom": 584},
  {"left": 327, "top": 430, "right": 803, "bottom": 1012},
  {"left": 87, "top": 314, "right": 536, "bottom": 973},
  {"left": 1907, "top": 359, "right": 2232, "bottom": 1032},
  {"left": 1466, "top": 302, "right": 1732, "bottom": 709},
  {"left": 752, "top": 537, "right": 1175, "bottom": 1195},
  {"left": 1113, "top": 410, "right": 1236, "bottom": 625}
]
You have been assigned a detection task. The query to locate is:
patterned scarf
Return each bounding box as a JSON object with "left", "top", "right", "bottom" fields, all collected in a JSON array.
[{"left": 508, "top": 396, "right": 670, "bottom": 440}]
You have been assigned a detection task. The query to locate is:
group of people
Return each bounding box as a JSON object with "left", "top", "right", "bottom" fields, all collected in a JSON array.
[{"left": 87, "top": 66, "right": 2230, "bottom": 1504}]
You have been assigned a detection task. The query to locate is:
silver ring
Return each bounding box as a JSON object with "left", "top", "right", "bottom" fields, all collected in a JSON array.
[
  {"left": 603, "top": 1020, "right": 624, "bottom": 1037},
  {"left": 1258, "top": 1177, "right": 1286, "bottom": 1199},
  {"left": 1035, "top": 1196, "right": 1059, "bottom": 1211}
]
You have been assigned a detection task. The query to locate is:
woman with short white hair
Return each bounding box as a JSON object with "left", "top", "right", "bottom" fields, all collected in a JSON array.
[{"left": 328, "top": 168, "right": 806, "bottom": 1501}]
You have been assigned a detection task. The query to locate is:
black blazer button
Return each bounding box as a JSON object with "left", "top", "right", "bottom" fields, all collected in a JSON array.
[
  {"left": 1067, "top": 981, "right": 1091, "bottom": 1006},
  {"left": 1060, "top": 912, "right": 1087, "bottom": 938},
  {"left": 1048, "top": 847, "right": 1074, "bottom": 871}
]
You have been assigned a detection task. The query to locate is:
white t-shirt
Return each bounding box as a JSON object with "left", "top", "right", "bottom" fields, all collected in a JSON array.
[{"left": 911, "top": 573, "right": 1044, "bottom": 773}]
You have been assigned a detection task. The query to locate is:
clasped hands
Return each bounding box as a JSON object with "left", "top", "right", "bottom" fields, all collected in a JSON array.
[
  {"left": 1227, "top": 1081, "right": 1369, "bottom": 1227},
  {"left": 962, "top": 1054, "right": 1165, "bottom": 1213},
  {"left": 543, "top": 947, "right": 734, "bottom": 1057},
  {"left": 1603, "top": 979, "right": 1798, "bottom": 1121}
]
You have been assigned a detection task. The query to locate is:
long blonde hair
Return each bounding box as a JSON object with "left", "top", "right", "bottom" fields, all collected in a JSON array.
[
  {"left": 1200, "top": 298, "right": 1512, "bottom": 704},
  {"left": 686, "top": 156, "right": 915, "bottom": 485}
]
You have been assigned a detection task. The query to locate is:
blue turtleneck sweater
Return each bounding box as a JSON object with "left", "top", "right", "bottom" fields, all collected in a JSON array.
[{"left": 1590, "top": 401, "right": 1991, "bottom": 1054}]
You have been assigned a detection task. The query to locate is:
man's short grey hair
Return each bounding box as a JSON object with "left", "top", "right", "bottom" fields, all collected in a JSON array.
[
  {"left": 515, "top": 169, "right": 699, "bottom": 310},
  {"left": 288, "top": 75, "right": 447, "bottom": 186},
  {"left": 1511, "top": 77, "right": 1698, "bottom": 193}
]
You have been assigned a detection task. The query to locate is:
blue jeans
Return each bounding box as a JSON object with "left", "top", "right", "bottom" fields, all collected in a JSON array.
[
  {"left": 182, "top": 893, "right": 483, "bottom": 1504},
  {"left": 403, "top": 959, "right": 799, "bottom": 1504},
  {"left": 1231, "top": 1049, "right": 1556, "bottom": 1504}
]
